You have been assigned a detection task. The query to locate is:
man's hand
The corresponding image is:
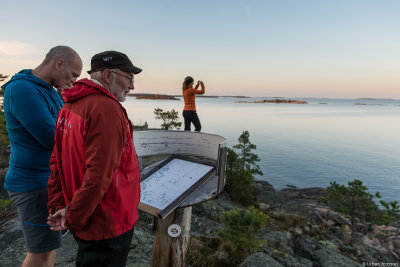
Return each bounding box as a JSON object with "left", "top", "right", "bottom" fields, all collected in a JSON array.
[{"left": 47, "top": 208, "right": 67, "bottom": 231}]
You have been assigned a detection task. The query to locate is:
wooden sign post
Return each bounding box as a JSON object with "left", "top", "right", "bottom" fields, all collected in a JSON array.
[
  {"left": 134, "top": 130, "right": 227, "bottom": 267},
  {"left": 152, "top": 207, "right": 192, "bottom": 267}
]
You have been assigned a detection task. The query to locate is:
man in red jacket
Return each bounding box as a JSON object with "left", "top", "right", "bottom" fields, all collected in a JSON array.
[{"left": 47, "top": 51, "right": 142, "bottom": 267}]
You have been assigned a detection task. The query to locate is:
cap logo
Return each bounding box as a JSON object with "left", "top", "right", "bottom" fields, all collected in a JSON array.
[{"left": 103, "top": 57, "right": 112, "bottom": 62}]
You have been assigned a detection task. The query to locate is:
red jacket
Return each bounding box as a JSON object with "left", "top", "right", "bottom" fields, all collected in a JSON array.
[{"left": 48, "top": 79, "right": 141, "bottom": 240}]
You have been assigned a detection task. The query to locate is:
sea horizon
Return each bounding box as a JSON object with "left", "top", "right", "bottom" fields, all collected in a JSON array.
[
  {"left": 123, "top": 96, "right": 400, "bottom": 203},
  {"left": 127, "top": 93, "right": 400, "bottom": 101}
]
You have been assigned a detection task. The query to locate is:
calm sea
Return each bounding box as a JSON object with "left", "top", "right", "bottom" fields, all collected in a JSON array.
[{"left": 123, "top": 97, "right": 400, "bottom": 203}]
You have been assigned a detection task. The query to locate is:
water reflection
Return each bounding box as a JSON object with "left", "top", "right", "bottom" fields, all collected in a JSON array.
[{"left": 123, "top": 97, "right": 400, "bottom": 202}]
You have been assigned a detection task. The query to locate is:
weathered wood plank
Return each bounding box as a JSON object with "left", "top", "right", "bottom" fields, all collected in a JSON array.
[{"left": 152, "top": 207, "right": 192, "bottom": 267}]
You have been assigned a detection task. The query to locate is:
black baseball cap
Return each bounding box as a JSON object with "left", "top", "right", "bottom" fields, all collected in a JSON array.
[{"left": 87, "top": 51, "right": 142, "bottom": 74}]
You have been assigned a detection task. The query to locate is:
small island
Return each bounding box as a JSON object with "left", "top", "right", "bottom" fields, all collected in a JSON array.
[
  {"left": 130, "top": 93, "right": 180, "bottom": 100},
  {"left": 355, "top": 103, "right": 383, "bottom": 106},
  {"left": 357, "top": 98, "right": 394, "bottom": 100},
  {"left": 236, "top": 99, "right": 308, "bottom": 104}
]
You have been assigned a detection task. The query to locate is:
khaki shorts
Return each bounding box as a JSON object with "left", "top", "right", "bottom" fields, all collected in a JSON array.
[{"left": 8, "top": 187, "right": 61, "bottom": 253}]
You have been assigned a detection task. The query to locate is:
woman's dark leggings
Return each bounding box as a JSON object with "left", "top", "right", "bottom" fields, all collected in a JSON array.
[{"left": 182, "top": 110, "right": 201, "bottom": 131}]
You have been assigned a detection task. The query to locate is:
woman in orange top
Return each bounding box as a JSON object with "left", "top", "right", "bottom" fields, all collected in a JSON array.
[{"left": 182, "top": 76, "right": 205, "bottom": 131}]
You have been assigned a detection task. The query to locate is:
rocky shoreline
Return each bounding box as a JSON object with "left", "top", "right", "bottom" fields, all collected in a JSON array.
[{"left": 0, "top": 181, "right": 399, "bottom": 266}]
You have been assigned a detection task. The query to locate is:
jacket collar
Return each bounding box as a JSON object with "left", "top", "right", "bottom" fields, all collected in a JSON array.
[{"left": 62, "top": 78, "right": 130, "bottom": 120}]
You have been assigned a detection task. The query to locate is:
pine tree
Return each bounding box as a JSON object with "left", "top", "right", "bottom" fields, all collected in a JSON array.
[
  {"left": 225, "top": 131, "right": 262, "bottom": 206},
  {"left": 320, "top": 179, "right": 400, "bottom": 233},
  {"left": 320, "top": 179, "right": 381, "bottom": 230},
  {"left": 0, "top": 74, "right": 8, "bottom": 96},
  {"left": 154, "top": 108, "right": 182, "bottom": 130},
  {"left": 0, "top": 74, "right": 8, "bottom": 82},
  {"left": 233, "top": 131, "right": 263, "bottom": 176}
]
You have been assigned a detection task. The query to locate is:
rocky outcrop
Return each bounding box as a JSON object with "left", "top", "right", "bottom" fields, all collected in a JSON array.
[
  {"left": 240, "top": 252, "right": 283, "bottom": 267},
  {"left": 293, "top": 237, "right": 361, "bottom": 267},
  {"left": 0, "top": 210, "right": 153, "bottom": 267},
  {"left": 279, "top": 187, "right": 328, "bottom": 202},
  {"left": 255, "top": 184, "right": 310, "bottom": 217},
  {"left": 191, "top": 193, "right": 241, "bottom": 221},
  {"left": 0, "top": 180, "right": 398, "bottom": 266}
]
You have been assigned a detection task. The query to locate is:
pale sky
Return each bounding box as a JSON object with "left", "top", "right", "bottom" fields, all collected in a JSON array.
[{"left": 0, "top": 0, "right": 399, "bottom": 98}]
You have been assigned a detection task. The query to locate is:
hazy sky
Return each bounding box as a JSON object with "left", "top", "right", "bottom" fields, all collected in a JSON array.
[{"left": 0, "top": 0, "right": 399, "bottom": 98}]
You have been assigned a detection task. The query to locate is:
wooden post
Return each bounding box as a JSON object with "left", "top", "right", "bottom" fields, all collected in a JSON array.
[{"left": 152, "top": 206, "right": 192, "bottom": 267}]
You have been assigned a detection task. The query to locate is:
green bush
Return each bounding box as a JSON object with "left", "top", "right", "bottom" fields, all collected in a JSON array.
[
  {"left": 0, "top": 74, "right": 7, "bottom": 82},
  {"left": 218, "top": 206, "right": 268, "bottom": 265},
  {"left": 379, "top": 200, "right": 400, "bottom": 225},
  {"left": 154, "top": 108, "right": 182, "bottom": 130},
  {"left": 0, "top": 110, "right": 9, "bottom": 147},
  {"left": 225, "top": 131, "right": 262, "bottom": 206},
  {"left": 233, "top": 131, "right": 263, "bottom": 176},
  {"left": 187, "top": 237, "right": 228, "bottom": 267},
  {"left": 319, "top": 179, "right": 399, "bottom": 227},
  {"left": 0, "top": 198, "right": 12, "bottom": 213},
  {"left": 225, "top": 159, "right": 256, "bottom": 206}
]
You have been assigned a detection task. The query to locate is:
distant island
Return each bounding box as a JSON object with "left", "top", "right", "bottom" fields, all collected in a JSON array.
[
  {"left": 220, "top": 95, "right": 250, "bottom": 99},
  {"left": 196, "top": 95, "right": 221, "bottom": 98},
  {"left": 354, "top": 103, "right": 383, "bottom": 106},
  {"left": 129, "top": 94, "right": 180, "bottom": 100},
  {"left": 356, "top": 98, "right": 394, "bottom": 100},
  {"left": 236, "top": 99, "right": 308, "bottom": 104},
  {"left": 128, "top": 93, "right": 248, "bottom": 99}
]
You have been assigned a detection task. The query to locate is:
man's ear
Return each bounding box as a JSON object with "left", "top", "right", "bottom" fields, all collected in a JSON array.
[
  {"left": 102, "top": 69, "right": 113, "bottom": 84},
  {"left": 55, "top": 58, "right": 65, "bottom": 71}
]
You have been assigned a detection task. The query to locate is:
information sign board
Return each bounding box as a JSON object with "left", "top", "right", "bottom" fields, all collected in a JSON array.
[{"left": 139, "top": 156, "right": 215, "bottom": 219}]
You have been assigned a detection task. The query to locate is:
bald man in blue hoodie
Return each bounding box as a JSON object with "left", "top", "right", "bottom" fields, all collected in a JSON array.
[{"left": 2, "top": 45, "right": 82, "bottom": 267}]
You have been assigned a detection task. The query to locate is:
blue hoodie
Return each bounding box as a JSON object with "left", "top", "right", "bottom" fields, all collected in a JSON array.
[{"left": 2, "top": 69, "right": 64, "bottom": 192}]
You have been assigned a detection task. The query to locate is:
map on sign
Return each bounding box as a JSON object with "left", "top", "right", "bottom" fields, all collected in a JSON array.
[{"left": 139, "top": 158, "right": 214, "bottom": 216}]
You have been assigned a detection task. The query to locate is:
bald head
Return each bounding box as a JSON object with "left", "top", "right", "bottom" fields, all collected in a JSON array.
[
  {"left": 43, "top": 46, "right": 82, "bottom": 66},
  {"left": 33, "top": 45, "right": 83, "bottom": 91}
]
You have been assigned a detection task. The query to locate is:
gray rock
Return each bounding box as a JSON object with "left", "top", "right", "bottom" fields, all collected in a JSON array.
[
  {"left": 294, "top": 237, "right": 361, "bottom": 267},
  {"left": 192, "top": 198, "right": 241, "bottom": 220},
  {"left": 258, "top": 202, "right": 270, "bottom": 212},
  {"left": 0, "top": 231, "right": 25, "bottom": 267},
  {"left": 216, "top": 191, "right": 232, "bottom": 201},
  {"left": 256, "top": 180, "right": 276, "bottom": 192},
  {"left": 240, "top": 252, "right": 284, "bottom": 267},
  {"left": 393, "top": 238, "right": 400, "bottom": 249},
  {"left": 0, "top": 210, "right": 26, "bottom": 267},
  {"left": 262, "top": 243, "right": 310, "bottom": 267},
  {"left": 260, "top": 230, "right": 294, "bottom": 256},
  {"left": 191, "top": 214, "right": 222, "bottom": 238},
  {"left": 54, "top": 231, "right": 78, "bottom": 266},
  {"left": 294, "top": 256, "right": 313, "bottom": 267},
  {"left": 0, "top": 216, "right": 154, "bottom": 267},
  {"left": 259, "top": 229, "right": 313, "bottom": 267},
  {"left": 254, "top": 188, "right": 310, "bottom": 217},
  {"left": 279, "top": 187, "right": 327, "bottom": 200},
  {"left": 310, "top": 207, "right": 351, "bottom": 225},
  {"left": 308, "top": 210, "right": 327, "bottom": 225},
  {"left": 127, "top": 225, "right": 154, "bottom": 267},
  {"left": 0, "top": 224, "right": 78, "bottom": 267},
  {"left": 318, "top": 240, "right": 339, "bottom": 252},
  {"left": 350, "top": 237, "right": 398, "bottom": 264}
]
